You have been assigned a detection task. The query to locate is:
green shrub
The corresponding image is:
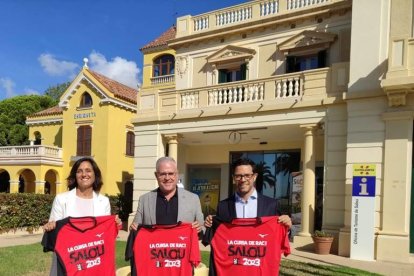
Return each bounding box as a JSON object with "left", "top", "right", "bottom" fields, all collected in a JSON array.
[{"left": 0, "top": 193, "right": 54, "bottom": 233}]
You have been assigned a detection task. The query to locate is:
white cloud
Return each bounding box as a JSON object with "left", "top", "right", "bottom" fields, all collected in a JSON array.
[
  {"left": 0, "top": 77, "right": 16, "bottom": 98},
  {"left": 38, "top": 53, "right": 79, "bottom": 77},
  {"left": 88, "top": 51, "right": 140, "bottom": 89}
]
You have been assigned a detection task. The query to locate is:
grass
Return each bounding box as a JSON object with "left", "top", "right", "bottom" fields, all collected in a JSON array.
[{"left": 0, "top": 242, "right": 383, "bottom": 276}]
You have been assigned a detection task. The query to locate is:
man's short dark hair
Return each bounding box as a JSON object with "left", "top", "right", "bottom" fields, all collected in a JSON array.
[{"left": 231, "top": 158, "right": 257, "bottom": 174}]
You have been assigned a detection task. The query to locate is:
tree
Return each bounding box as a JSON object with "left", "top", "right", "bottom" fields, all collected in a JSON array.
[
  {"left": 44, "top": 82, "right": 70, "bottom": 103},
  {"left": 0, "top": 95, "right": 56, "bottom": 146},
  {"left": 255, "top": 161, "right": 275, "bottom": 194}
]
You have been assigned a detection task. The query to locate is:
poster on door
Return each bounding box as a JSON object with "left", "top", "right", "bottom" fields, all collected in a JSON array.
[
  {"left": 290, "top": 172, "right": 303, "bottom": 237},
  {"left": 188, "top": 166, "right": 221, "bottom": 219}
]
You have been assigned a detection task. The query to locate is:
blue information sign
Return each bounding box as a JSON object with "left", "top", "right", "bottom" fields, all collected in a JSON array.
[{"left": 352, "top": 176, "right": 375, "bottom": 197}]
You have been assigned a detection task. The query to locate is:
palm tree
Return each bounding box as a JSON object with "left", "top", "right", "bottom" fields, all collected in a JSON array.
[{"left": 255, "top": 161, "right": 275, "bottom": 194}]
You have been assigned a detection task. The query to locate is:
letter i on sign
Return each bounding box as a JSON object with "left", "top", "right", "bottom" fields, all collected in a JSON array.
[{"left": 358, "top": 178, "right": 369, "bottom": 196}]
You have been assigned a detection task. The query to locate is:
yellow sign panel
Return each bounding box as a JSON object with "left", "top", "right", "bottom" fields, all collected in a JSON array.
[{"left": 353, "top": 164, "right": 376, "bottom": 176}]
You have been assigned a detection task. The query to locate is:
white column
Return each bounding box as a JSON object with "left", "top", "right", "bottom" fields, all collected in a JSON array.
[
  {"left": 298, "top": 124, "right": 317, "bottom": 237},
  {"left": 165, "top": 134, "right": 178, "bottom": 162},
  {"left": 377, "top": 111, "right": 412, "bottom": 262}
]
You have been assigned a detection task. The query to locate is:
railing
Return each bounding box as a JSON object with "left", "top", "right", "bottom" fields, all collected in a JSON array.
[
  {"left": 181, "top": 92, "right": 199, "bottom": 109},
  {"left": 178, "top": 0, "right": 337, "bottom": 37},
  {"left": 150, "top": 75, "right": 175, "bottom": 85},
  {"left": 176, "top": 64, "right": 346, "bottom": 111},
  {"left": 208, "top": 81, "right": 264, "bottom": 106},
  {"left": 275, "top": 74, "right": 303, "bottom": 98},
  {"left": 215, "top": 5, "right": 253, "bottom": 27},
  {"left": 287, "top": 0, "right": 329, "bottom": 10},
  {"left": 0, "top": 145, "right": 62, "bottom": 158}
]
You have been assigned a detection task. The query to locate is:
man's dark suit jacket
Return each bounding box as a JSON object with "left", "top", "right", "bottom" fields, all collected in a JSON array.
[{"left": 216, "top": 193, "right": 281, "bottom": 222}]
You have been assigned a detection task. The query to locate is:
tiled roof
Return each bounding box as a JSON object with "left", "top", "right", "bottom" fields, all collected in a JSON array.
[
  {"left": 140, "top": 26, "right": 176, "bottom": 51},
  {"left": 87, "top": 70, "right": 138, "bottom": 104},
  {"left": 28, "top": 105, "right": 63, "bottom": 118}
]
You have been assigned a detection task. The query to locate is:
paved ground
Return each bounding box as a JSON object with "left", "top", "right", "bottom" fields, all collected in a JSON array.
[{"left": 1, "top": 230, "right": 414, "bottom": 276}]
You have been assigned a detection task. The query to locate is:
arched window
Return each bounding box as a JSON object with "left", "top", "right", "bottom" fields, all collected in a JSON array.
[
  {"left": 126, "top": 131, "right": 135, "bottom": 156},
  {"left": 77, "top": 125, "right": 92, "bottom": 156},
  {"left": 153, "top": 54, "right": 175, "bottom": 77},
  {"left": 80, "top": 92, "right": 93, "bottom": 108}
]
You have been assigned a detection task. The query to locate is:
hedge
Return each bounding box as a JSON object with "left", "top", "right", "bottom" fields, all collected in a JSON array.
[
  {"left": 0, "top": 193, "right": 54, "bottom": 233},
  {"left": 0, "top": 193, "right": 132, "bottom": 233}
]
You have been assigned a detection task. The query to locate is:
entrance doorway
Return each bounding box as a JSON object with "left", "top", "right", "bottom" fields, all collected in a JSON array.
[{"left": 230, "top": 150, "right": 301, "bottom": 214}]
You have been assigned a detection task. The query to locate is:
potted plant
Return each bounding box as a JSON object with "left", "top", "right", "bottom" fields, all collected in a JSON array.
[{"left": 312, "top": 230, "right": 333, "bottom": 255}]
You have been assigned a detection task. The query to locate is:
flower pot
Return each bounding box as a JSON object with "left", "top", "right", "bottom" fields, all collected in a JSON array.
[{"left": 312, "top": 236, "right": 333, "bottom": 255}]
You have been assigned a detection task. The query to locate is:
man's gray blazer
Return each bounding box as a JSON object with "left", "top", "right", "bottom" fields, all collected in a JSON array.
[{"left": 132, "top": 188, "right": 204, "bottom": 228}]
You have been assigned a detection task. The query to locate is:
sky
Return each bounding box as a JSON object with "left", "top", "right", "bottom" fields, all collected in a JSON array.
[{"left": 0, "top": 0, "right": 244, "bottom": 100}]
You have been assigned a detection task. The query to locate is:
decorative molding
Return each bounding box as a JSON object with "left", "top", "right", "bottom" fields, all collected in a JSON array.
[
  {"left": 26, "top": 118, "right": 63, "bottom": 125},
  {"left": 206, "top": 45, "right": 256, "bottom": 64},
  {"left": 386, "top": 91, "right": 407, "bottom": 107},
  {"left": 176, "top": 56, "right": 188, "bottom": 78},
  {"left": 59, "top": 72, "right": 136, "bottom": 112},
  {"left": 278, "top": 30, "right": 337, "bottom": 53}
]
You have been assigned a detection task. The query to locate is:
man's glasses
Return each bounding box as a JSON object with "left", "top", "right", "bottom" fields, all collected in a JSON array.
[
  {"left": 156, "top": 172, "right": 176, "bottom": 178},
  {"left": 233, "top": 173, "right": 255, "bottom": 180}
]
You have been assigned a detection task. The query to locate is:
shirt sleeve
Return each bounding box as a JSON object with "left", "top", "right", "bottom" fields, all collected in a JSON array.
[{"left": 49, "top": 195, "right": 64, "bottom": 221}]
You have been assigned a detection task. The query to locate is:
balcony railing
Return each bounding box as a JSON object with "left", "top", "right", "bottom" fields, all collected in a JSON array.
[
  {"left": 208, "top": 81, "right": 264, "bottom": 106},
  {"left": 146, "top": 62, "right": 348, "bottom": 114},
  {"left": 0, "top": 145, "right": 63, "bottom": 165},
  {"left": 178, "top": 0, "right": 336, "bottom": 38},
  {"left": 150, "top": 74, "right": 175, "bottom": 86}
]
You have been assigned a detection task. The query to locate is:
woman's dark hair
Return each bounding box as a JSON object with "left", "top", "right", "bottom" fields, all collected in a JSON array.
[
  {"left": 231, "top": 158, "right": 257, "bottom": 174},
  {"left": 67, "top": 157, "right": 103, "bottom": 191}
]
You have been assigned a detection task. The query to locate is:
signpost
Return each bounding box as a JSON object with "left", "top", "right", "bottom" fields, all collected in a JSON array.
[{"left": 350, "top": 164, "right": 376, "bottom": 261}]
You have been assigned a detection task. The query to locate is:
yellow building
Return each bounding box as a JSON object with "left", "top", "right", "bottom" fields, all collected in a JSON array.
[
  {"left": 132, "top": 0, "right": 414, "bottom": 264},
  {"left": 0, "top": 63, "right": 137, "bottom": 197}
]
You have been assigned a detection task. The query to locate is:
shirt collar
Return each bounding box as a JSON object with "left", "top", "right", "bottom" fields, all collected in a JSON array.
[
  {"left": 235, "top": 188, "right": 258, "bottom": 203},
  {"left": 157, "top": 187, "right": 178, "bottom": 199}
]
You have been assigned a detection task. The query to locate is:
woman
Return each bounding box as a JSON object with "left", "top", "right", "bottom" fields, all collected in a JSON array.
[{"left": 43, "top": 157, "right": 119, "bottom": 275}]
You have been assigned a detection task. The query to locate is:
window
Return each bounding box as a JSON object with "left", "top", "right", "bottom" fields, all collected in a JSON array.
[
  {"left": 77, "top": 125, "right": 92, "bottom": 156},
  {"left": 153, "top": 54, "right": 175, "bottom": 77},
  {"left": 34, "top": 131, "right": 42, "bottom": 145},
  {"left": 286, "top": 50, "right": 326, "bottom": 73},
  {"left": 80, "top": 92, "right": 93, "bottom": 108},
  {"left": 218, "top": 63, "right": 246, "bottom": 83},
  {"left": 126, "top": 131, "right": 135, "bottom": 156}
]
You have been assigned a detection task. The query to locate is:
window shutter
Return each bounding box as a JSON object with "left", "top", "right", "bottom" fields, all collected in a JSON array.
[
  {"left": 77, "top": 126, "right": 92, "bottom": 156},
  {"left": 318, "top": 50, "right": 327, "bottom": 68},
  {"left": 218, "top": 69, "right": 227, "bottom": 83},
  {"left": 286, "top": 56, "right": 295, "bottom": 73},
  {"left": 240, "top": 63, "right": 247, "bottom": 80},
  {"left": 126, "top": 131, "right": 135, "bottom": 156}
]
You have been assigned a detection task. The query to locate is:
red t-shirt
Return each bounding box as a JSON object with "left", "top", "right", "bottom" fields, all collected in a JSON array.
[
  {"left": 208, "top": 216, "right": 290, "bottom": 276},
  {"left": 42, "top": 215, "right": 118, "bottom": 276},
  {"left": 126, "top": 222, "right": 200, "bottom": 276}
]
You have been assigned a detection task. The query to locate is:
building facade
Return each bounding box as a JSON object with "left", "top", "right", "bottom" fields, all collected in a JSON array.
[
  {"left": 132, "top": 0, "right": 414, "bottom": 263},
  {"left": 0, "top": 65, "right": 137, "bottom": 197}
]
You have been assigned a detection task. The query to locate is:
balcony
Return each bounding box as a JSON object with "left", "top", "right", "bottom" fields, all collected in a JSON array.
[
  {"left": 0, "top": 145, "right": 63, "bottom": 166},
  {"left": 137, "top": 62, "right": 349, "bottom": 121},
  {"left": 381, "top": 37, "right": 414, "bottom": 107},
  {"left": 175, "top": 0, "right": 345, "bottom": 38},
  {"left": 150, "top": 74, "right": 175, "bottom": 86}
]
